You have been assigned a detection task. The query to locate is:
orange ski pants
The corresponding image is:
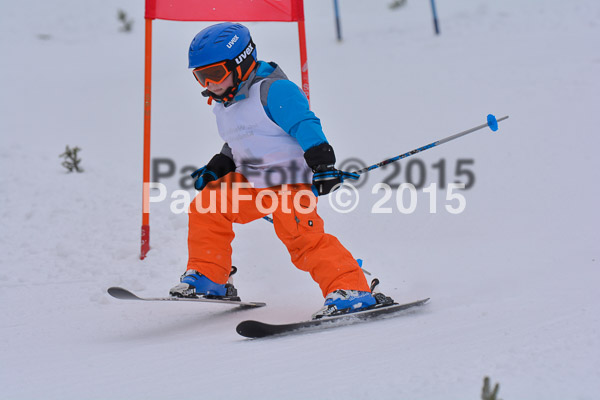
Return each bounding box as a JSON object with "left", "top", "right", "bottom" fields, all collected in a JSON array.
[{"left": 186, "top": 173, "right": 370, "bottom": 297}]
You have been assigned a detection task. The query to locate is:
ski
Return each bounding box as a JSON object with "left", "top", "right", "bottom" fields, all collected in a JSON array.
[
  {"left": 107, "top": 287, "right": 266, "bottom": 308},
  {"left": 236, "top": 297, "right": 430, "bottom": 338}
]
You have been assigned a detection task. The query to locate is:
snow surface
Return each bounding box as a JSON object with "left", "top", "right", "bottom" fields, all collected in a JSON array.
[{"left": 1, "top": 0, "right": 599, "bottom": 398}]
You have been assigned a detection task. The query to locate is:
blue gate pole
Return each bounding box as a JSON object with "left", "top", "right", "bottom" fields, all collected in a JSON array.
[
  {"left": 430, "top": 0, "right": 440, "bottom": 35},
  {"left": 333, "top": 0, "right": 342, "bottom": 41}
]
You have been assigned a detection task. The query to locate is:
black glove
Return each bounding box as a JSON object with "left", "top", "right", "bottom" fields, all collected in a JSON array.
[
  {"left": 311, "top": 165, "right": 359, "bottom": 196},
  {"left": 304, "top": 143, "right": 359, "bottom": 196},
  {"left": 191, "top": 153, "right": 235, "bottom": 191}
]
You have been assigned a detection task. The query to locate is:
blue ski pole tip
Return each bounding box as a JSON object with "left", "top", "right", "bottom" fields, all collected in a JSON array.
[{"left": 487, "top": 114, "right": 499, "bottom": 132}]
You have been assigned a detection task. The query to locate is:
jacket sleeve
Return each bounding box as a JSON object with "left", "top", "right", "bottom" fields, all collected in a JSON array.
[{"left": 261, "top": 79, "right": 328, "bottom": 152}]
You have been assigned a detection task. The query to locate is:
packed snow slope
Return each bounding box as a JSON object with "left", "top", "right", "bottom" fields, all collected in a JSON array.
[{"left": 1, "top": 0, "right": 599, "bottom": 399}]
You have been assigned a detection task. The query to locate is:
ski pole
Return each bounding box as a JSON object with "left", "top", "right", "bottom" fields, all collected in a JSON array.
[
  {"left": 333, "top": 0, "right": 342, "bottom": 42},
  {"left": 262, "top": 114, "right": 507, "bottom": 222},
  {"left": 430, "top": 0, "right": 440, "bottom": 35},
  {"left": 352, "top": 114, "right": 508, "bottom": 175}
]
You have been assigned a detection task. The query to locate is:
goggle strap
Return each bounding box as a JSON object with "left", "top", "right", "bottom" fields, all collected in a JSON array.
[{"left": 240, "top": 60, "right": 257, "bottom": 82}]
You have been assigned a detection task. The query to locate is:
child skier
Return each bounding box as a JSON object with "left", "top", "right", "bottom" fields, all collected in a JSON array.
[{"left": 169, "top": 22, "right": 376, "bottom": 318}]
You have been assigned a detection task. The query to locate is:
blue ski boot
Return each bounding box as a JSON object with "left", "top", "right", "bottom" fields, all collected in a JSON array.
[
  {"left": 169, "top": 267, "right": 240, "bottom": 300},
  {"left": 311, "top": 289, "right": 377, "bottom": 319}
]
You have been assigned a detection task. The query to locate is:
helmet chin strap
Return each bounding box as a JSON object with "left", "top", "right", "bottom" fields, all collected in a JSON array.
[{"left": 201, "top": 86, "right": 236, "bottom": 105}]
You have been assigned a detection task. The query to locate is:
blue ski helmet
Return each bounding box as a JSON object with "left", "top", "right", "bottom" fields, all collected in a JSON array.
[{"left": 189, "top": 23, "right": 257, "bottom": 76}]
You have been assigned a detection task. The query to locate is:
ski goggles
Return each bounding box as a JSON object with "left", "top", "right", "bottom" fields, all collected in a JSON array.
[{"left": 192, "top": 61, "right": 233, "bottom": 87}]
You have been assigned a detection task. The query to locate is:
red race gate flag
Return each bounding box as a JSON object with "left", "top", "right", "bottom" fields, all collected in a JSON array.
[
  {"left": 146, "top": 0, "right": 304, "bottom": 21},
  {"left": 140, "top": 0, "right": 309, "bottom": 259}
]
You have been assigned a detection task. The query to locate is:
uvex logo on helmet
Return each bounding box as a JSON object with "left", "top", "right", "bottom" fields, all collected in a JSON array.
[
  {"left": 226, "top": 35, "right": 239, "bottom": 49},
  {"left": 235, "top": 42, "right": 254, "bottom": 65}
]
